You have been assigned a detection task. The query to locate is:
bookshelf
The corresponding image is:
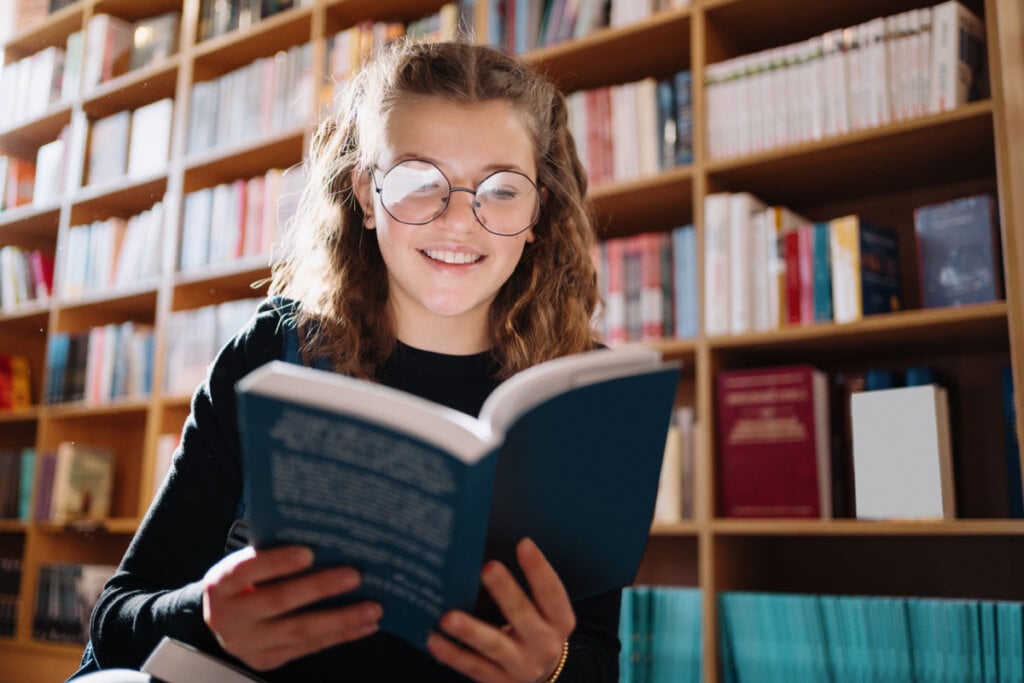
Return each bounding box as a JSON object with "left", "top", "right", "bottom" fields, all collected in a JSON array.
[{"left": 1, "top": 0, "right": 1022, "bottom": 681}]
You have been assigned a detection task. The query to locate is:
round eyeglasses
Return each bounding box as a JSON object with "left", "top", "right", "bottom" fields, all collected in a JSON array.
[{"left": 371, "top": 159, "right": 542, "bottom": 237}]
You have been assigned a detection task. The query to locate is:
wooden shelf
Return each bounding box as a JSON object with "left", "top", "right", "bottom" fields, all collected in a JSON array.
[
  {"left": 182, "top": 126, "right": 306, "bottom": 190},
  {"left": 2, "top": 1, "right": 1022, "bottom": 681},
  {"left": 0, "top": 105, "right": 72, "bottom": 159},
  {"left": 712, "top": 518, "right": 1024, "bottom": 536},
  {"left": 0, "top": 204, "right": 61, "bottom": 249},
  {"left": 708, "top": 301, "right": 1009, "bottom": 357},
  {"left": 526, "top": 7, "right": 692, "bottom": 93},
  {"left": 705, "top": 101, "right": 996, "bottom": 207},
  {"left": 81, "top": 56, "right": 181, "bottom": 119}
]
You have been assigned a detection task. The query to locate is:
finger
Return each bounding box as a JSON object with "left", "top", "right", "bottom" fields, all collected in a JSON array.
[
  {"left": 480, "top": 559, "right": 547, "bottom": 640},
  {"left": 517, "top": 538, "right": 576, "bottom": 634},
  {"left": 215, "top": 546, "right": 314, "bottom": 596},
  {"left": 436, "top": 608, "right": 530, "bottom": 677},
  {"left": 426, "top": 630, "right": 507, "bottom": 683},
  {"left": 235, "top": 600, "right": 382, "bottom": 657},
  {"left": 238, "top": 566, "right": 361, "bottom": 620}
]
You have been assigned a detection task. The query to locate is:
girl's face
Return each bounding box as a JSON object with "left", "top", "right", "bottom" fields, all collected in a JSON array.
[{"left": 353, "top": 97, "right": 538, "bottom": 353}]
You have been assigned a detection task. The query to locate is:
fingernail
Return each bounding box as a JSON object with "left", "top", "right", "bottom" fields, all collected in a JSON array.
[
  {"left": 362, "top": 603, "right": 382, "bottom": 621},
  {"left": 337, "top": 568, "right": 360, "bottom": 591},
  {"left": 292, "top": 547, "right": 314, "bottom": 566}
]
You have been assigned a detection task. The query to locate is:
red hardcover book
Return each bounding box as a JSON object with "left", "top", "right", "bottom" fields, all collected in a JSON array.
[
  {"left": 717, "top": 365, "right": 832, "bottom": 518},
  {"left": 783, "top": 229, "right": 802, "bottom": 325}
]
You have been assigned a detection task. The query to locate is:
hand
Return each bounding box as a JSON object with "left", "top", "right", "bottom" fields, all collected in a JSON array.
[
  {"left": 426, "top": 538, "right": 575, "bottom": 683},
  {"left": 201, "top": 545, "right": 382, "bottom": 671}
]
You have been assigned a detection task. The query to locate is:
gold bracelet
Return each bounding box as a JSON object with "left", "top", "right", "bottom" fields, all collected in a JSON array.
[{"left": 544, "top": 639, "right": 570, "bottom": 682}]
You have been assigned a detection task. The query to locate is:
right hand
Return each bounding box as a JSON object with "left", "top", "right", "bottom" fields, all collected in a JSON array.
[{"left": 201, "top": 545, "right": 382, "bottom": 671}]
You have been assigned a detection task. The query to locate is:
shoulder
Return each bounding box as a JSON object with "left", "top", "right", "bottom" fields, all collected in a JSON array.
[{"left": 211, "top": 296, "right": 298, "bottom": 379}]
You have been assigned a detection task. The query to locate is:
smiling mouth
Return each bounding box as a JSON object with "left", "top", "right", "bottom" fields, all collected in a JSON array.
[{"left": 422, "top": 249, "right": 484, "bottom": 265}]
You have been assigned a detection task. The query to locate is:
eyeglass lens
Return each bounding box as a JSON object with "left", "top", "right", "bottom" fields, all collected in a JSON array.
[{"left": 377, "top": 160, "right": 540, "bottom": 236}]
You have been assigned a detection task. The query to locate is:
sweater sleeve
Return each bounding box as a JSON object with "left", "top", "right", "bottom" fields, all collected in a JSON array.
[{"left": 88, "top": 299, "right": 287, "bottom": 669}]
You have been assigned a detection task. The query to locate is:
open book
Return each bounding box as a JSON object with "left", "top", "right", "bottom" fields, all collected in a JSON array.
[{"left": 235, "top": 346, "right": 680, "bottom": 649}]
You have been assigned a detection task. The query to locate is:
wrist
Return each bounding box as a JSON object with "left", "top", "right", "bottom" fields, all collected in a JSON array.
[{"left": 544, "top": 639, "right": 569, "bottom": 682}]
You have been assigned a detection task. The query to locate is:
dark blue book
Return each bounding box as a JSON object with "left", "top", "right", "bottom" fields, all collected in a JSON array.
[
  {"left": 914, "top": 193, "right": 1003, "bottom": 308},
  {"left": 236, "top": 348, "right": 679, "bottom": 650},
  {"left": 1003, "top": 365, "right": 1022, "bottom": 518}
]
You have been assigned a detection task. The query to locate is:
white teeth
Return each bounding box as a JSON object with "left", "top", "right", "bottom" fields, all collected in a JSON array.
[{"left": 423, "top": 249, "right": 482, "bottom": 264}]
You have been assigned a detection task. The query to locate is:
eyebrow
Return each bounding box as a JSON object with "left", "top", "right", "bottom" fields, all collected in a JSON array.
[{"left": 389, "top": 155, "right": 534, "bottom": 179}]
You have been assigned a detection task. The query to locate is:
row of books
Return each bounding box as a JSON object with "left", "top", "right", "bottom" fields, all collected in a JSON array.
[
  {"left": 179, "top": 168, "right": 301, "bottom": 273},
  {"left": 187, "top": 43, "right": 312, "bottom": 156},
  {"left": 60, "top": 202, "right": 166, "bottom": 301},
  {"left": 325, "top": 4, "right": 472, "bottom": 106},
  {"left": 619, "top": 586, "right": 702, "bottom": 683},
  {"left": 163, "top": 297, "right": 264, "bottom": 396},
  {"left": 198, "top": 0, "right": 311, "bottom": 42},
  {"left": 717, "top": 362, "right": 1020, "bottom": 521},
  {"left": 0, "top": 246, "right": 53, "bottom": 313},
  {"left": 704, "top": 191, "right": 1003, "bottom": 338},
  {"left": 43, "top": 323, "right": 155, "bottom": 406},
  {"left": 0, "top": 97, "right": 170, "bottom": 213},
  {"left": 653, "top": 406, "right": 697, "bottom": 525},
  {"left": 87, "top": 98, "right": 174, "bottom": 187},
  {"left": 486, "top": 0, "right": 689, "bottom": 55},
  {"left": 0, "top": 11, "right": 180, "bottom": 133},
  {"left": 566, "top": 70, "right": 692, "bottom": 187},
  {"left": 33, "top": 443, "right": 115, "bottom": 525},
  {"left": 0, "top": 448, "right": 34, "bottom": 520},
  {"left": 719, "top": 591, "right": 1024, "bottom": 682},
  {"left": 592, "top": 226, "right": 698, "bottom": 345},
  {"left": 0, "top": 557, "right": 21, "bottom": 638},
  {"left": 0, "top": 354, "right": 31, "bottom": 411},
  {"left": 706, "top": 1, "right": 987, "bottom": 160},
  {"left": 32, "top": 562, "right": 116, "bottom": 645}
]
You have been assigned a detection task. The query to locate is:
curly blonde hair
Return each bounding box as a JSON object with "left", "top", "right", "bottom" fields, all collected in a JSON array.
[{"left": 269, "top": 40, "right": 599, "bottom": 380}]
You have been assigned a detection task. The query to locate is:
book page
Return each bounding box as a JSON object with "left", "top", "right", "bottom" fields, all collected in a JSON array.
[{"left": 480, "top": 346, "right": 669, "bottom": 436}]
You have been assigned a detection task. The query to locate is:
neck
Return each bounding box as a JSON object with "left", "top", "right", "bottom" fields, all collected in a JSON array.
[{"left": 389, "top": 303, "right": 491, "bottom": 355}]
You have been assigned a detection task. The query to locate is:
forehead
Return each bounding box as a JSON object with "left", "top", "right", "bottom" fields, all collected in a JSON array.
[{"left": 380, "top": 97, "right": 538, "bottom": 176}]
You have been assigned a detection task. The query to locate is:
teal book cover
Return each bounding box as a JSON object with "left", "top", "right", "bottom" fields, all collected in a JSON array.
[{"left": 236, "top": 348, "right": 679, "bottom": 650}]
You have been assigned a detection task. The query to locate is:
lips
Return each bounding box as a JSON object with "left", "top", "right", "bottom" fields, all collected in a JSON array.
[{"left": 421, "top": 248, "right": 484, "bottom": 265}]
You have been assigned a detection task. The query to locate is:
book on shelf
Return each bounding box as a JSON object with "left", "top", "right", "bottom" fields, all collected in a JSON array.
[
  {"left": 829, "top": 214, "right": 901, "bottom": 324},
  {"left": 653, "top": 406, "right": 696, "bottom": 524},
  {"left": 235, "top": 346, "right": 680, "bottom": 649},
  {"left": 32, "top": 562, "right": 117, "bottom": 644},
  {"left": 914, "top": 193, "right": 1003, "bottom": 308},
  {"left": 0, "top": 354, "right": 31, "bottom": 410},
  {"left": 129, "top": 11, "right": 181, "bottom": 71},
  {"left": 1003, "top": 366, "right": 1022, "bottom": 519},
  {"left": 86, "top": 110, "right": 131, "bottom": 186},
  {"left": 48, "top": 442, "right": 116, "bottom": 524},
  {"left": 929, "top": 0, "right": 987, "bottom": 114},
  {"left": 851, "top": 382, "right": 956, "bottom": 520},
  {"left": 82, "top": 13, "right": 133, "bottom": 93},
  {"left": 2, "top": 156, "right": 35, "bottom": 210},
  {"left": 717, "top": 365, "right": 832, "bottom": 518},
  {"left": 127, "top": 98, "right": 174, "bottom": 180}
]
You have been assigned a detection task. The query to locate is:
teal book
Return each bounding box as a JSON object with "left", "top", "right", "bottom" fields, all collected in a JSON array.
[
  {"left": 18, "top": 448, "right": 34, "bottom": 520},
  {"left": 236, "top": 347, "right": 680, "bottom": 650}
]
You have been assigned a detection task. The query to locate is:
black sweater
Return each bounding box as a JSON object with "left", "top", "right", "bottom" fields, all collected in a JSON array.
[{"left": 88, "top": 299, "right": 621, "bottom": 682}]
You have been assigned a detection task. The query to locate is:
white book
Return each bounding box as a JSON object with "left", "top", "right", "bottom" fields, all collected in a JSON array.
[
  {"left": 822, "top": 29, "right": 849, "bottom": 137},
  {"left": 142, "top": 637, "right": 263, "bottom": 683},
  {"left": 727, "top": 192, "right": 766, "bottom": 335},
  {"left": 851, "top": 384, "right": 956, "bottom": 519},
  {"left": 929, "top": 0, "right": 984, "bottom": 114},
  {"left": 703, "top": 192, "right": 731, "bottom": 336},
  {"left": 34, "top": 136, "right": 66, "bottom": 208},
  {"left": 916, "top": 8, "right": 933, "bottom": 118},
  {"left": 127, "top": 98, "right": 173, "bottom": 180}
]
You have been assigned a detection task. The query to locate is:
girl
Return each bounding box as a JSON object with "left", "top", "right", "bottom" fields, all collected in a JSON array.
[{"left": 79, "top": 40, "right": 618, "bottom": 682}]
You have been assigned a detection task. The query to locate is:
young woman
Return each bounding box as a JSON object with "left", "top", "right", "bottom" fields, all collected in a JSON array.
[{"left": 78, "top": 40, "right": 618, "bottom": 682}]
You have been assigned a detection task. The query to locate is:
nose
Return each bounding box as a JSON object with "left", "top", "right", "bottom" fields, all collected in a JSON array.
[{"left": 440, "top": 187, "right": 480, "bottom": 233}]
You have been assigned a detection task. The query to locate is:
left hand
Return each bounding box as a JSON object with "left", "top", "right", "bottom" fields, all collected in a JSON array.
[{"left": 426, "top": 538, "right": 575, "bottom": 683}]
